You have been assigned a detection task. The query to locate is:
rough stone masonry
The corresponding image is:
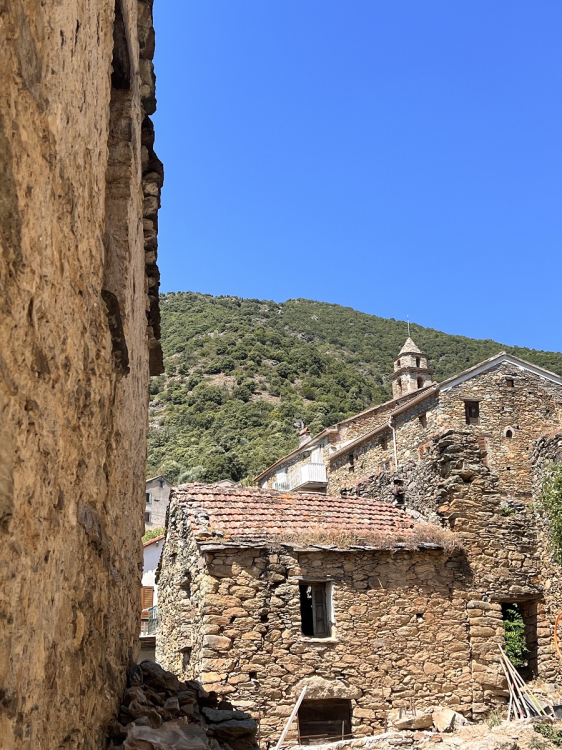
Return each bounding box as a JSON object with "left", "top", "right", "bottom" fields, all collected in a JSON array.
[{"left": 0, "top": 1, "right": 162, "bottom": 748}]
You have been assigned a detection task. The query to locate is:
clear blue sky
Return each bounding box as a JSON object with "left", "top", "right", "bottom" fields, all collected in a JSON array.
[{"left": 152, "top": 1, "right": 561, "bottom": 352}]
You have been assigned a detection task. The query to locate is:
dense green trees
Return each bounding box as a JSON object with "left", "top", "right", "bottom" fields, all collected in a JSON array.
[{"left": 147, "top": 292, "right": 562, "bottom": 484}]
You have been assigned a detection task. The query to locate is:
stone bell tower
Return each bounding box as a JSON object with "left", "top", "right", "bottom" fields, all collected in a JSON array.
[{"left": 390, "top": 337, "right": 433, "bottom": 399}]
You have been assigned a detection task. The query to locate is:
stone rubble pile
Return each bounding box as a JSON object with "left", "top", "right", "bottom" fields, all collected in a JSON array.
[
  {"left": 286, "top": 715, "right": 557, "bottom": 750},
  {"left": 106, "top": 662, "right": 258, "bottom": 750}
]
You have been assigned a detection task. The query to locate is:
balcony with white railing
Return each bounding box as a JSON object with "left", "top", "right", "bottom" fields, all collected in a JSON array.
[{"left": 291, "top": 463, "right": 328, "bottom": 492}]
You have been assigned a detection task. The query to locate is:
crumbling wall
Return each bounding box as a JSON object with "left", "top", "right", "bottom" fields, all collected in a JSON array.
[
  {"left": 343, "top": 430, "right": 562, "bottom": 710},
  {"left": 0, "top": 1, "right": 162, "bottom": 748},
  {"left": 158, "top": 532, "right": 476, "bottom": 742}
]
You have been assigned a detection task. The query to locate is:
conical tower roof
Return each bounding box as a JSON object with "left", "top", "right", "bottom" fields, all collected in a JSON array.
[{"left": 398, "top": 337, "right": 422, "bottom": 356}]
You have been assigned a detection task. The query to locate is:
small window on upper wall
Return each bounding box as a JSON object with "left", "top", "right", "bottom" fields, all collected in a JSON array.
[
  {"left": 465, "top": 401, "right": 480, "bottom": 425},
  {"left": 506, "top": 379, "right": 514, "bottom": 388},
  {"left": 505, "top": 429, "right": 513, "bottom": 439},
  {"left": 145, "top": 492, "right": 151, "bottom": 504},
  {"left": 299, "top": 583, "right": 331, "bottom": 637},
  {"left": 145, "top": 511, "right": 151, "bottom": 523},
  {"left": 416, "top": 357, "right": 421, "bottom": 367},
  {"left": 417, "top": 377, "right": 424, "bottom": 389},
  {"left": 397, "top": 359, "right": 401, "bottom": 367},
  {"left": 419, "top": 413, "right": 427, "bottom": 428},
  {"left": 348, "top": 453, "right": 355, "bottom": 473}
]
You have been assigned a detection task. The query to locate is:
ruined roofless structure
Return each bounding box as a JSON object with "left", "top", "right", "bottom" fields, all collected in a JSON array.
[{"left": 1, "top": 1, "right": 163, "bottom": 747}]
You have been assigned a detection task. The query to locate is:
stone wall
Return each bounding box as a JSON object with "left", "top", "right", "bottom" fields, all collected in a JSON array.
[
  {"left": 0, "top": 2, "right": 161, "bottom": 748},
  {"left": 329, "top": 363, "right": 562, "bottom": 497},
  {"left": 342, "top": 430, "right": 562, "bottom": 703},
  {"left": 158, "top": 518, "right": 485, "bottom": 742}
]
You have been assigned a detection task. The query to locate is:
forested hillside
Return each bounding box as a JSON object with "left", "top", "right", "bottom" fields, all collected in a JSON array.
[{"left": 148, "top": 292, "right": 562, "bottom": 484}]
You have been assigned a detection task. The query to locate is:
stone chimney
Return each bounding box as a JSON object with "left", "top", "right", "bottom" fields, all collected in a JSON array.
[{"left": 299, "top": 427, "right": 311, "bottom": 447}]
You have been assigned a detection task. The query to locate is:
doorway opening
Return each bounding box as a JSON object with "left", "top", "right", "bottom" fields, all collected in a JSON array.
[
  {"left": 297, "top": 699, "right": 352, "bottom": 745},
  {"left": 501, "top": 601, "right": 538, "bottom": 681}
]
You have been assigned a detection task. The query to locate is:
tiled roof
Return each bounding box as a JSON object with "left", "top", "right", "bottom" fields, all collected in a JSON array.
[
  {"left": 173, "top": 483, "right": 416, "bottom": 544},
  {"left": 143, "top": 534, "right": 165, "bottom": 547}
]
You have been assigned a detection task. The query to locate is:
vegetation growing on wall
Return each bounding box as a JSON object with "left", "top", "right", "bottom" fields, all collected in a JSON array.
[
  {"left": 501, "top": 603, "right": 529, "bottom": 667},
  {"left": 539, "top": 462, "right": 562, "bottom": 564},
  {"left": 148, "top": 292, "right": 562, "bottom": 484}
]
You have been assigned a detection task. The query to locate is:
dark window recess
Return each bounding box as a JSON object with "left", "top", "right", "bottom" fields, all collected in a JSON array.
[
  {"left": 181, "top": 647, "right": 192, "bottom": 671},
  {"left": 419, "top": 413, "right": 427, "bottom": 429},
  {"left": 381, "top": 437, "right": 388, "bottom": 451},
  {"left": 465, "top": 401, "right": 480, "bottom": 425},
  {"left": 506, "top": 429, "right": 513, "bottom": 439},
  {"left": 348, "top": 453, "right": 355, "bottom": 473},
  {"left": 144, "top": 512, "right": 150, "bottom": 523},
  {"left": 417, "top": 377, "right": 424, "bottom": 389},
  {"left": 159, "top": 480, "right": 164, "bottom": 488},
  {"left": 416, "top": 357, "right": 420, "bottom": 367},
  {"left": 111, "top": 0, "right": 131, "bottom": 89},
  {"left": 145, "top": 492, "right": 150, "bottom": 504},
  {"left": 299, "top": 583, "right": 330, "bottom": 637},
  {"left": 298, "top": 699, "right": 352, "bottom": 745},
  {"left": 506, "top": 379, "right": 514, "bottom": 388},
  {"left": 249, "top": 671, "right": 258, "bottom": 680}
]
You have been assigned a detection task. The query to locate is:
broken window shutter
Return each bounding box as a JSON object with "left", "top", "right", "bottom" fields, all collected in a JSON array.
[
  {"left": 312, "top": 585, "right": 328, "bottom": 636},
  {"left": 141, "top": 586, "right": 154, "bottom": 611}
]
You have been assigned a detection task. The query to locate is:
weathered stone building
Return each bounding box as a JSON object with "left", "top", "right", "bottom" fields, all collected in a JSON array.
[
  {"left": 145, "top": 474, "right": 173, "bottom": 530},
  {"left": 157, "top": 485, "right": 474, "bottom": 742},
  {"left": 0, "top": 1, "right": 163, "bottom": 748},
  {"left": 257, "top": 340, "right": 562, "bottom": 500},
  {"left": 157, "top": 343, "right": 562, "bottom": 743}
]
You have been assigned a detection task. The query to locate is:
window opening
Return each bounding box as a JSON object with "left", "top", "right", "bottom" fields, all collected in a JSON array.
[
  {"left": 419, "top": 413, "right": 427, "bottom": 429},
  {"left": 181, "top": 647, "right": 192, "bottom": 671},
  {"left": 397, "top": 359, "right": 401, "bottom": 367},
  {"left": 416, "top": 357, "right": 420, "bottom": 367},
  {"left": 249, "top": 671, "right": 258, "bottom": 680},
  {"left": 111, "top": 0, "right": 131, "bottom": 90},
  {"left": 506, "top": 379, "right": 514, "bottom": 388},
  {"left": 506, "top": 429, "right": 513, "bottom": 439},
  {"left": 348, "top": 453, "right": 355, "bottom": 473},
  {"left": 417, "top": 377, "right": 424, "bottom": 389},
  {"left": 145, "top": 492, "right": 150, "bottom": 504},
  {"left": 299, "top": 583, "right": 330, "bottom": 637},
  {"left": 144, "top": 511, "right": 151, "bottom": 523},
  {"left": 501, "top": 601, "right": 538, "bottom": 681},
  {"left": 298, "top": 699, "right": 352, "bottom": 745},
  {"left": 465, "top": 401, "right": 480, "bottom": 425},
  {"left": 381, "top": 436, "right": 388, "bottom": 451}
]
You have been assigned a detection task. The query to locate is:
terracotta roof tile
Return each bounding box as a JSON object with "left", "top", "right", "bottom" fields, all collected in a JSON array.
[{"left": 173, "top": 483, "right": 416, "bottom": 544}]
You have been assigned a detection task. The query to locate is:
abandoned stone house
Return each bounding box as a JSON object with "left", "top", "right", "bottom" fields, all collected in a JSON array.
[
  {"left": 155, "top": 340, "right": 562, "bottom": 743},
  {"left": 256, "top": 339, "right": 562, "bottom": 499},
  {"left": 1, "top": 1, "right": 162, "bottom": 748},
  {"left": 155, "top": 458, "right": 562, "bottom": 744}
]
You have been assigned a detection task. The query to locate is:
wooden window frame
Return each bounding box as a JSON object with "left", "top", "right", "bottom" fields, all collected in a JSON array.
[
  {"left": 464, "top": 400, "right": 480, "bottom": 425},
  {"left": 299, "top": 582, "right": 332, "bottom": 638}
]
